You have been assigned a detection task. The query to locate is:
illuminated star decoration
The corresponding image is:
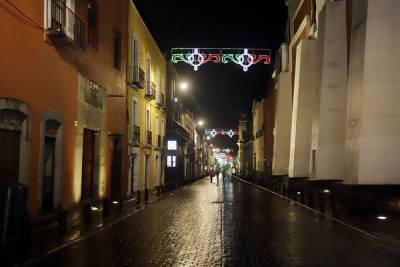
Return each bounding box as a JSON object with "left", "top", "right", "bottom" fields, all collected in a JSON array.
[{"left": 171, "top": 48, "right": 270, "bottom": 72}]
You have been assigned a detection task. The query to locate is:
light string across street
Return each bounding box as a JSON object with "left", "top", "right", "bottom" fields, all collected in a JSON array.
[
  {"left": 204, "top": 128, "right": 239, "bottom": 138},
  {"left": 171, "top": 48, "right": 271, "bottom": 71}
]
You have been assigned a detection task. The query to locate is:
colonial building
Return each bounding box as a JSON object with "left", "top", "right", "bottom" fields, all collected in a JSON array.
[
  {"left": 165, "top": 63, "right": 205, "bottom": 187},
  {"left": 0, "top": 0, "right": 128, "bottom": 219},
  {"left": 126, "top": 1, "right": 166, "bottom": 201},
  {"left": 252, "top": 99, "right": 264, "bottom": 179}
]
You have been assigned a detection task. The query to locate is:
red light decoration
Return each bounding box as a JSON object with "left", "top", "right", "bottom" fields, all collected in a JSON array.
[
  {"left": 172, "top": 48, "right": 271, "bottom": 71},
  {"left": 205, "top": 129, "right": 239, "bottom": 138}
]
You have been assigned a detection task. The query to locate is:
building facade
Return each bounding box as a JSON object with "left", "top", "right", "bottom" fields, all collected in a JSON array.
[
  {"left": 252, "top": 100, "right": 264, "bottom": 178},
  {"left": 126, "top": 1, "right": 166, "bottom": 200},
  {"left": 0, "top": 0, "right": 129, "bottom": 219}
]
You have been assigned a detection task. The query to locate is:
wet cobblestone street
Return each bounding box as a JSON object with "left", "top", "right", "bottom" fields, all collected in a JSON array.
[{"left": 29, "top": 177, "right": 400, "bottom": 267}]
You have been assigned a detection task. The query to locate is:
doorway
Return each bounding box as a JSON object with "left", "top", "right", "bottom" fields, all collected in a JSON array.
[
  {"left": 144, "top": 155, "right": 150, "bottom": 190},
  {"left": 129, "top": 153, "right": 137, "bottom": 196},
  {"left": 0, "top": 128, "right": 20, "bottom": 186},
  {"left": 110, "top": 136, "right": 122, "bottom": 199},
  {"left": 41, "top": 136, "right": 56, "bottom": 211},
  {"left": 81, "top": 129, "right": 96, "bottom": 200}
]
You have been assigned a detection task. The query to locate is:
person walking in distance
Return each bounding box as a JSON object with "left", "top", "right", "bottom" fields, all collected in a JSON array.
[{"left": 210, "top": 168, "right": 214, "bottom": 183}]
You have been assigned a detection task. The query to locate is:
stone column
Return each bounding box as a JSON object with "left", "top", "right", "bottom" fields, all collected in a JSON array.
[
  {"left": 272, "top": 72, "right": 292, "bottom": 175},
  {"left": 345, "top": 0, "right": 400, "bottom": 184},
  {"left": 310, "top": 1, "right": 348, "bottom": 180},
  {"left": 288, "top": 39, "right": 317, "bottom": 177}
]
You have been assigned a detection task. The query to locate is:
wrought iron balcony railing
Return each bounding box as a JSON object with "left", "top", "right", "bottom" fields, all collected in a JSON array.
[
  {"left": 146, "top": 130, "right": 152, "bottom": 145},
  {"left": 156, "top": 92, "right": 165, "bottom": 108},
  {"left": 46, "top": 0, "right": 85, "bottom": 50},
  {"left": 145, "top": 81, "right": 156, "bottom": 99},
  {"left": 132, "top": 125, "right": 140, "bottom": 144},
  {"left": 131, "top": 66, "right": 145, "bottom": 89}
]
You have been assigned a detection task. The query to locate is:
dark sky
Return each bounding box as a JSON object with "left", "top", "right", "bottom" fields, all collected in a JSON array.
[{"left": 134, "top": 0, "right": 287, "bottom": 149}]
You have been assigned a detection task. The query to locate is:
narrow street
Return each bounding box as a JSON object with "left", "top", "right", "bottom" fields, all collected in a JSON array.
[{"left": 28, "top": 177, "right": 400, "bottom": 267}]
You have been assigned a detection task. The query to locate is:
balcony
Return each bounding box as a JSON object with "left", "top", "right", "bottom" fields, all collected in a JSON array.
[
  {"left": 132, "top": 125, "right": 140, "bottom": 145},
  {"left": 131, "top": 66, "right": 145, "bottom": 89},
  {"left": 46, "top": 0, "right": 85, "bottom": 50},
  {"left": 146, "top": 130, "right": 152, "bottom": 145},
  {"left": 156, "top": 92, "right": 165, "bottom": 108},
  {"left": 145, "top": 81, "right": 156, "bottom": 100}
]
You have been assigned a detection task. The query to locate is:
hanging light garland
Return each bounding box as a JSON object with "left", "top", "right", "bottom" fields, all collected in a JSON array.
[
  {"left": 205, "top": 128, "right": 239, "bottom": 138},
  {"left": 212, "top": 148, "right": 233, "bottom": 154},
  {"left": 172, "top": 48, "right": 271, "bottom": 71}
]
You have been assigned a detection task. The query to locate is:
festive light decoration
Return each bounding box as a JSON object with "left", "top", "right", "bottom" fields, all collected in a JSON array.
[
  {"left": 205, "top": 128, "right": 239, "bottom": 138},
  {"left": 222, "top": 49, "right": 271, "bottom": 72},
  {"left": 213, "top": 148, "right": 233, "bottom": 154},
  {"left": 171, "top": 48, "right": 270, "bottom": 71}
]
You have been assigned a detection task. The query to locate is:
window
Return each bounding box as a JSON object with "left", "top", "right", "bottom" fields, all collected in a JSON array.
[
  {"left": 155, "top": 115, "right": 159, "bottom": 136},
  {"left": 88, "top": 0, "right": 98, "bottom": 48},
  {"left": 156, "top": 67, "right": 160, "bottom": 94},
  {"left": 146, "top": 54, "right": 151, "bottom": 91},
  {"left": 132, "top": 100, "right": 138, "bottom": 126},
  {"left": 132, "top": 36, "right": 139, "bottom": 67},
  {"left": 114, "top": 31, "right": 121, "bottom": 70},
  {"left": 167, "top": 155, "right": 176, "bottom": 167},
  {"left": 131, "top": 35, "right": 139, "bottom": 82},
  {"left": 146, "top": 108, "right": 150, "bottom": 131}
]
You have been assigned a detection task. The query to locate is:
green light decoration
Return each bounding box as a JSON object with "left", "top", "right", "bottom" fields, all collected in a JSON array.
[{"left": 171, "top": 48, "right": 271, "bottom": 72}]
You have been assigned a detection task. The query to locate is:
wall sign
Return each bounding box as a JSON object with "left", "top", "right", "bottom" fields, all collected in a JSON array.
[
  {"left": 167, "top": 140, "right": 177, "bottom": 150},
  {"left": 172, "top": 48, "right": 271, "bottom": 72},
  {"left": 84, "top": 80, "right": 103, "bottom": 109}
]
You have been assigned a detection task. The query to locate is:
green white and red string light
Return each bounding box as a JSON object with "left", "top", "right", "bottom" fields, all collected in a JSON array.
[
  {"left": 171, "top": 48, "right": 271, "bottom": 72},
  {"left": 205, "top": 128, "right": 239, "bottom": 138}
]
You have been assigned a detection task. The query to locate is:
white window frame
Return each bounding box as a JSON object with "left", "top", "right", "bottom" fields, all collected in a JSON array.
[{"left": 146, "top": 107, "right": 151, "bottom": 132}]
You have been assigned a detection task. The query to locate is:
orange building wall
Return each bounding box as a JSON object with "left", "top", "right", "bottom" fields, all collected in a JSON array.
[{"left": 0, "top": 0, "right": 128, "bottom": 218}]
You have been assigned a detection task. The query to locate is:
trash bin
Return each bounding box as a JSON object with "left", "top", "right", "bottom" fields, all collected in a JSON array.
[{"left": 0, "top": 183, "right": 29, "bottom": 258}]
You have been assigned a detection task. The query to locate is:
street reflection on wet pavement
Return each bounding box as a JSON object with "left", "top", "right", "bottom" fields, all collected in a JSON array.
[{"left": 29, "top": 177, "right": 400, "bottom": 267}]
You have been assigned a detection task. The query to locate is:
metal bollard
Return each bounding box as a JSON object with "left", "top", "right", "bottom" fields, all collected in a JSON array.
[
  {"left": 102, "top": 198, "right": 110, "bottom": 218},
  {"left": 82, "top": 201, "right": 91, "bottom": 225},
  {"left": 0, "top": 187, "right": 12, "bottom": 258},
  {"left": 118, "top": 195, "right": 124, "bottom": 212},
  {"left": 136, "top": 190, "right": 141, "bottom": 205},
  {"left": 57, "top": 208, "right": 67, "bottom": 235},
  {"left": 319, "top": 193, "right": 325, "bottom": 213}
]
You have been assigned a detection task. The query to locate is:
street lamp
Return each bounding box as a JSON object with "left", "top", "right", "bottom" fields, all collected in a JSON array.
[
  {"left": 197, "top": 120, "right": 204, "bottom": 127},
  {"left": 179, "top": 81, "right": 188, "bottom": 91},
  {"left": 174, "top": 97, "right": 179, "bottom": 102},
  {"left": 206, "top": 136, "right": 211, "bottom": 140}
]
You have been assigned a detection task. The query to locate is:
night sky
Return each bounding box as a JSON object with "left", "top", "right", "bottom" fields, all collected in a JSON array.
[{"left": 134, "top": 0, "right": 287, "bottom": 149}]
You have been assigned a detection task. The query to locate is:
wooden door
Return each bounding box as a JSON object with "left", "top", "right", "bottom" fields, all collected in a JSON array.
[
  {"left": 42, "top": 136, "right": 56, "bottom": 211},
  {"left": 81, "top": 129, "right": 95, "bottom": 200},
  {"left": 0, "top": 129, "right": 20, "bottom": 186}
]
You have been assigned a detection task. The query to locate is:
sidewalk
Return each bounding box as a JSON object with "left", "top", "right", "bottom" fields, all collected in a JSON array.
[
  {"left": 234, "top": 175, "right": 400, "bottom": 248},
  {"left": 3, "top": 178, "right": 203, "bottom": 267}
]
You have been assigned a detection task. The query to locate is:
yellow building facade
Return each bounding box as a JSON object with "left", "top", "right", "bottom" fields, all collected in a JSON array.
[{"left": 126, "top": 2, "right": 166, "bottom": 199}]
